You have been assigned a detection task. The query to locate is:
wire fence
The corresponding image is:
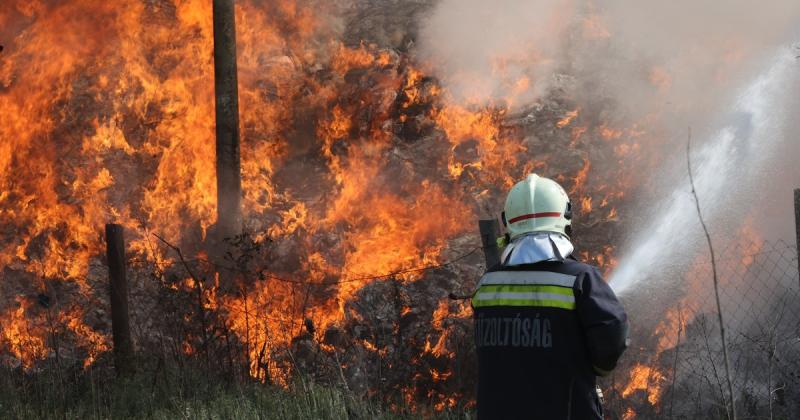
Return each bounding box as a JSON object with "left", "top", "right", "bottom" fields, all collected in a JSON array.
[
  {"left": 606, "top": 239, "right": 800, "bottom": 419},
  {"left": 4, "top": 223, "right": 799, "bottom": 417}
]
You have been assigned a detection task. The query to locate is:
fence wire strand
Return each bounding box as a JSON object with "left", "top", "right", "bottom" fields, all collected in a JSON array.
[{"left": 610, "top": 239, "right": 800, "bottom": 419}]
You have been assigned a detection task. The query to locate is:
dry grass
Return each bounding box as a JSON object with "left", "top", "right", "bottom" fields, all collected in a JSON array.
[{"left": 0, "top": 359, "right": 469, "bottom": 420}]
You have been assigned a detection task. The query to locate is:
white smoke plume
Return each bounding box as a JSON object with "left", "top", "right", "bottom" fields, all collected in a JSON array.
[
  {"left": 415, "top": 0, "right": 574, "bottom": 107},
  {"left": 416, "top": 0, "right": 800, "bottom": 293},
  {"left": 417, "top": 0, "right": 800, "bottom": 114}
]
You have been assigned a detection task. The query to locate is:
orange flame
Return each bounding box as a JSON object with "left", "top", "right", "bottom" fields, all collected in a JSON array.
[
  {"left": 1, "top": 2, "right": 651, "bottom": 411},
  {"left": 556, "top": 109, "right": 579, "bottom": 128},
  {"left": 0, "top": 297, "right": 48, "bottom": 369},
  {"left": 622, "top": 363, "right": 666, "bottom": 405}
]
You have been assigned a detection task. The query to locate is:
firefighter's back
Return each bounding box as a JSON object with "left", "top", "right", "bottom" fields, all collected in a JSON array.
[{"left": 473, "top": 259, "right": 606, "bottom": 420}]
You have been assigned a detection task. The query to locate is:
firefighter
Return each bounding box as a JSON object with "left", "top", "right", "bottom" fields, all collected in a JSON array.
[{"left": 472, "top": 174, "right": 628, "bottom": 419}]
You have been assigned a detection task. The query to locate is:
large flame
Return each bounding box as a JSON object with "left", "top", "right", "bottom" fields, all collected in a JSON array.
[{"left": 1, "top": 0, "right": 644, "bottom": 410}]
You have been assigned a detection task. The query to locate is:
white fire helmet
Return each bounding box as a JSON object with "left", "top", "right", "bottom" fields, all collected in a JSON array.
[{"left": 502, "top": 174, "right": 573, "bottom": 240}]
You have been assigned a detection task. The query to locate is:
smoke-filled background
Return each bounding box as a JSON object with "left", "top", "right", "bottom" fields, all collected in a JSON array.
[{"left": 417, "top": 0, "right": 800, "bottom": 291}]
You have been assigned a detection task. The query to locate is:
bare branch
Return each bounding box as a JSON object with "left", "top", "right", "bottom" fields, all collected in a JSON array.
[
  {"left": 151, "top": 233, "right": 202, "bottom": 285},
  {"left": 687, "top": 128, "right": 737, "bottom": 420}
]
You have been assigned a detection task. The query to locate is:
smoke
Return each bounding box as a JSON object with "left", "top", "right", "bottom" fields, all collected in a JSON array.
[
  {"left": 417, "top": 0, "right": 800, "bottom": 113},
  {"left": 416, "top": 0, "right": 800, "bottom": 290},
  {"left": 576, "top": 1, "right": 800, "bottom": 132},
  {"left": 414, "top": 0, "right": 575, "bottom": 106},
  {"left": 585, "top": 1, "right": 800, "bottom": 293}
]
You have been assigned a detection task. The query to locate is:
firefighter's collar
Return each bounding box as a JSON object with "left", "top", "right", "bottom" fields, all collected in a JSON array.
[{"left": 500, "top": 232, "right": 574, "bottom": 266}]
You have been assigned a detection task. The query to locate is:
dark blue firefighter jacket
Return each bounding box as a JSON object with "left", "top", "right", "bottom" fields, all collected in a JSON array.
[{"left": 472, "top": 257, "right": 628, "bottom": 419}]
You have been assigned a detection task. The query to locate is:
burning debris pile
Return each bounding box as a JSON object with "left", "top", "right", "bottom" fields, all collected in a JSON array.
[{"left": 0, "top": 0, "right": 682, "bottom": 414}]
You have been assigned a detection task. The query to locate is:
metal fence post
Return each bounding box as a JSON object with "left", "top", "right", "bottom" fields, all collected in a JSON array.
[
  {"left": 478, "top": 219, "right": 501, "bottom": 269},
  {"left": 795, "top": 189, "right": 800, "bottom": 287}
]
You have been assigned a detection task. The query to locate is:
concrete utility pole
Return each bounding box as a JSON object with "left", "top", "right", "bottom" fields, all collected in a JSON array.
[
  {"left": 106, "top": 224, "right": 134, "bottom": 377},
  {"left": 213, "top": 0, "right": 243, "bottom": 239}
]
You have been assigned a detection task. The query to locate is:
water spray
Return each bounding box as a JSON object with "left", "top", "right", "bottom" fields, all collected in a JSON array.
[{"left": 609, "top": 47, "right": 799, "bottom": 296}]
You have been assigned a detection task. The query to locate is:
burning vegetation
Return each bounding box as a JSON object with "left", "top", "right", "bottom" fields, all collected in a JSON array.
[{"left": 2, "top": 0, "right": 798, "bottom": 418}]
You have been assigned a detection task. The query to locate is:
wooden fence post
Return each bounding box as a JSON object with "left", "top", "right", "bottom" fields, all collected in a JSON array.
[
  {"left": 213, "top": 0, "right": 243, "bottom": 239},
  {"left": 106, "top": 224, "right": 134, "bottom": 377},
  {"left": 478, "top": 219, "right": 501, "bottom": 269}
]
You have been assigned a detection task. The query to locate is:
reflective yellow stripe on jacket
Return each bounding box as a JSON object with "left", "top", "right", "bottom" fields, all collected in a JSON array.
[{"left": 472, "top": 271, "right": 577, "bottom": 310}]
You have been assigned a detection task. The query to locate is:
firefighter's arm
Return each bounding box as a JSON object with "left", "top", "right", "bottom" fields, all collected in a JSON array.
[{"left": 574, "top": 267, "right": 629, "bottom": 376}]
